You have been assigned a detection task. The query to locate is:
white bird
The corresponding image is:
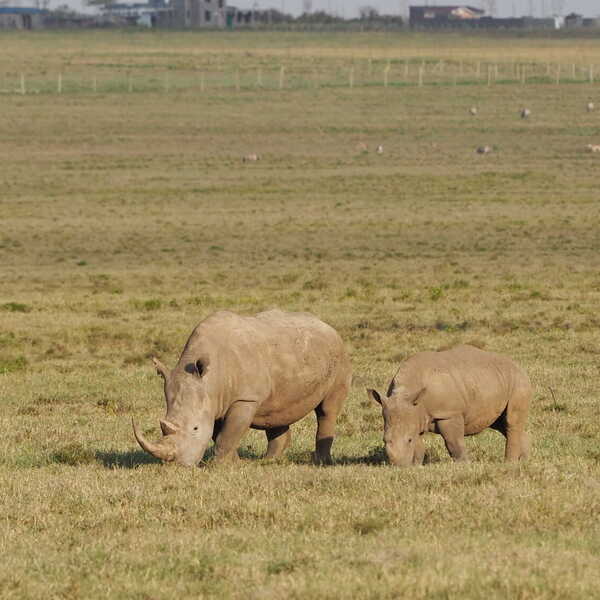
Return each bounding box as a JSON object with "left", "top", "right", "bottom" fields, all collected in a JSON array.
[
  {"left": 242, "top": 153, "right": 259, "bottom": 162},
  {"left": 586, "top": 143, "right": 600, "bottom": 153},
  {"left": 469, "top": 106, "right": 478, "bottom": 116},
  {"left": 587, "top": 101, "right": 594, "bottom": 112},
  {"left": 476, "top": 145, "right": 492, "bottom": 154},
  {"left": 376, "top": 145, "right": 384, "bottom": 154},
  {"left": 520, "top": 108, "right": 531, "bottom": 119}
]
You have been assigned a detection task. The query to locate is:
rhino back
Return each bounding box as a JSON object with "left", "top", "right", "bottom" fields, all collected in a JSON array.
[
  {"left": 178, "top": 310, "right": 348, "bottom": 425},
  {"left": 402, "top": 345, "right": 529, "bottom": 434}
]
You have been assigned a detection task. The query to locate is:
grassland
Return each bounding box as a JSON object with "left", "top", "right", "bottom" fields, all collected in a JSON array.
[{"left": 1, "top": 30, "right": 600, "bottom": 599}]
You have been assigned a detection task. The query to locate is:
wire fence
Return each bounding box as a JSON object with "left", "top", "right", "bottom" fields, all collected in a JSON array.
[{"left": 1, "top": 59, "right": 598, "bottom": 95}]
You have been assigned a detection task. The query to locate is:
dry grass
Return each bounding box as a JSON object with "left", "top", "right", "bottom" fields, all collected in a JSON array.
[{"left": 1, "top": 30, "right": 600, "bottom": 599}]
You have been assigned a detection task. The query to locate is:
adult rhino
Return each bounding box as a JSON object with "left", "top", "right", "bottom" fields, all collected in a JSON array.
[
  {"left": 367, "top": 344, "right": 531, "bottom": 466},
  {"left": 133, "top": 309, "right": 351, "bottom": 466}
]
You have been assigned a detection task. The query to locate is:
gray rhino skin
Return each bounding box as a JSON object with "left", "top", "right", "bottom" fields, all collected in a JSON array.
[
  {"left": 367, "top": 344, "right": 531, "bottom": 466},
  {"left": 133, "top": 309, "right": 351, "bottom": 466}
]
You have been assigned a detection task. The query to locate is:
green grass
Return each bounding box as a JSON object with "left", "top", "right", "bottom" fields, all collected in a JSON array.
[{"left": 1, "top": 29, "right": 600, "bottom": 599}]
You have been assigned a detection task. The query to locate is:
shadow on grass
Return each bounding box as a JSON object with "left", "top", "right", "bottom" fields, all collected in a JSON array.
[
  {"left": 334, "top": 448, "right": 442, "bottom": 467},
  {"left": 94, "top": 446, "right": 442, "bottom": 469},
  {"left": 96, "top": 444, "right": 264, "bottom": 469},
  {"left": 96, "top": 450, "right": 158, "bottom": 469}
]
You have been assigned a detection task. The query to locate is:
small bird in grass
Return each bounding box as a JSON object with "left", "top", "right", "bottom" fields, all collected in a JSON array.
[
  {"left": 469, "top": 106, "right": 478, "bottom": 116},
  {"left": 476, "top": 145, "right": 492, "bottom": 154},
  {"left": 376, "top": 144, "right": 384, "bottom": 154},
  {"left": 520, "top": 108, "right": 531, "bottom": 119},
  {"left": 587, "top": 101, "right": 595, "bottom": 112}
]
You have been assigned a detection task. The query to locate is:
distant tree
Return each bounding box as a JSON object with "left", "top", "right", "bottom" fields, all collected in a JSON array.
[
  {"left": 253, "top": 8, "right": 294, "bottom": 24},
  {"left": 54, "top": 2, "right": 78, "bottom": 13},
  {"left": 359, "top": 5, "right": 379, "bottom": 20},
  {"left": 85, "top": 0, "right": 117, "bottom": 7},
  {"left": 296, "top": 10, "right": 344, "bottom": 24}
]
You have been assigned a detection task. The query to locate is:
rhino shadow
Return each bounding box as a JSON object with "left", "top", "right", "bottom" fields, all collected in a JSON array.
[
  {"left": 97, "top": 443, "right": 263, "bottom": 469},
  {"left": 333, "top": 448, "right": 442, "bottom": 467},
  {"left": 96, "top": 450, "right": 158, "bottom": 469}
]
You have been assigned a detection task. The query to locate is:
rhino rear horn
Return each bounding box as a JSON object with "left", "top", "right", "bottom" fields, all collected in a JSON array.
[
  {"left": 132, "top": 418, "right": 175, "bottom": 462},
  {"left": 160, "top": 419, "right": 180, "bottom": 436}
]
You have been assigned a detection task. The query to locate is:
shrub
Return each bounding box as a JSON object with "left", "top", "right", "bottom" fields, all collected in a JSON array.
[
  {"left": 1, "top": 302, "right": 31, "bottom": 313},
  {"left": 51, "top": 443, "right": 96, "bottom": 466}
]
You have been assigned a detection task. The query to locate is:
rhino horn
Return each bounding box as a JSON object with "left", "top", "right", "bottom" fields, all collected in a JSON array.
[
  {"left": 132, "top": 418, "right": 175, "bottom": 462},
  {"left": 160, "top": 419, "right": 180, "bottom": 436}
]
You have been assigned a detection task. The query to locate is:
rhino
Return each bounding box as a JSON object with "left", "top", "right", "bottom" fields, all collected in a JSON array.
[
  {"left": 133, "top": 309, "right": 351, "bottom": 466},
  {"left": 367, "top": 344, "right": 531, "bottom": 466}
]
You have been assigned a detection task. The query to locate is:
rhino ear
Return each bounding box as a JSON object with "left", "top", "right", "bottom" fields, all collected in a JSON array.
[
  {"left": 386, "top": 379, "right": 396, "bottom": 397},
  {"left": 195, "top": 360, "right": 205, "bottom": 377},
  {"left": 366, "top": 388, "right": 384, "bottom": 405},
  {"left": 152, "top": 357, "right": 170, "bottom": 380}
]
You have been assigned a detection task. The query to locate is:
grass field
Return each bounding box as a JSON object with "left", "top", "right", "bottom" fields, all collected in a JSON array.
[{"left": 1, "top": 30, "right": 600, "bottom": 599}]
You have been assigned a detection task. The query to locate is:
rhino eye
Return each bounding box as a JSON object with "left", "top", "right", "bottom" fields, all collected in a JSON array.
[
  {"left": 193, "top": 426, "right": 198, "bottom": 431},
  {"left": 408, "top": 438, "right": 413, "bottom": 443}
]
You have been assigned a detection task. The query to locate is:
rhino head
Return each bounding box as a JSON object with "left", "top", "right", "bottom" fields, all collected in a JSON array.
[
  {"left": 132, "top": 357, "right": 215, "bottom": 466},
  {"left": 367, "top": 383, "right": 427, "bottom": 467}
]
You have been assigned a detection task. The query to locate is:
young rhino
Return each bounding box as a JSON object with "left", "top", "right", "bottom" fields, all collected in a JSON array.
[{"left": 367, "top": 345, "right": 531, "bottom": 466}]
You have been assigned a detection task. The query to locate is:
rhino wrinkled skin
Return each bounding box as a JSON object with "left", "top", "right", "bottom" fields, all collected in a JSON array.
[
  {"left": 368, "top": 345, "right": 532, "bottom": 466},
  {"left": 133, "top": 310, "right": 351, "bottom": 466}
]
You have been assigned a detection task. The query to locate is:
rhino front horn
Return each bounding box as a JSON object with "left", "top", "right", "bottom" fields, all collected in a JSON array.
[{"left": 132, "top": 418, "right": 175, "bottom": 462}]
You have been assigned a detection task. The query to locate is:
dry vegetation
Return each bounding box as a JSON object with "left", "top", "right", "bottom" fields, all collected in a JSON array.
[{"left": 1, "top": 30, "right": 600, "bottom": 599}]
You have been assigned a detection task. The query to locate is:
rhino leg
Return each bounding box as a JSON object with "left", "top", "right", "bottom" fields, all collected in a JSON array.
[
  {"left": 212, "top": 419, "right": 224, "bottom": 443},
  {"left": 495, "top": 390, "right": 530, "bottom": 461},
  {"left": 313, "top": 384, "right": 347, "bottom": 466},
  {"left": 437, "top": 417, "right": 469, "bottom": 462},
  {"left": 265, "top": 426, "right": 291, "bottom": 459},
  {"left": 413, "top": 436, "right": 426, "bottom": 465},
  {"left": 214, "top": 401, "right": 257, "bottom": 463}
]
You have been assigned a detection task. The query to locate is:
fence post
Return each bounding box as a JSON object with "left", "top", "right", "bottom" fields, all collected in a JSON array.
[
  {"left": 58, "top": 73, "right": 62, "bottom": 94},
  {"left": 571, "top": 63, "right": 576, "bottom": 80},
  {"left": 487, "top": 66, "right": 491, "bottom": 87},
  {"left": 256, "top": 67, "right": 262, "bottom": 88},
  {"left": 404, "top": 60, "right": 409, "bottom": 79},
  {"left": 20, "top": 73, "right": 25, "bottom": 95},
  {"left": 476, "top": 61, "right": 481, "bottom": 79},
  {"left": 128, "top": 72, "right": 133, "bottom": 93},
  {"left": 279, "top": 65, "right": 285, "bottom": 90},
  {"left": 200, "top": 72, "right": 205, "bottom": 92},
  {"left": 349, "top": 65, "right": 354, "bottom": 89},
  {"left": 418, "top": 66, "right": 423, "bottom": 87},
  {"left": 590, "top": 65, "right": 594, "bottom": 84},
  {"left": 521, "top": 65, "right": 526, "bottom": 85},
  {"left": 495, "top": 64, "right": 498, "bottom": 82},
  {"left": 164, "top": 72, "right": 169, "bottom": 93},
  {"left": 555, "top": 64, "right": 560, "bottom": 85},
  {"left": 383, "top": 62, "right": 390, "bottom": 88},
  {"left": 235, "top": 69, "right": 240, "bottom": 92}
]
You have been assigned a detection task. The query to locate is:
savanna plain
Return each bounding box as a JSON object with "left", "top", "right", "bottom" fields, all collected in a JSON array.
[{"left": 1, "top": 30, "right": 600, "bottom": 599}]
